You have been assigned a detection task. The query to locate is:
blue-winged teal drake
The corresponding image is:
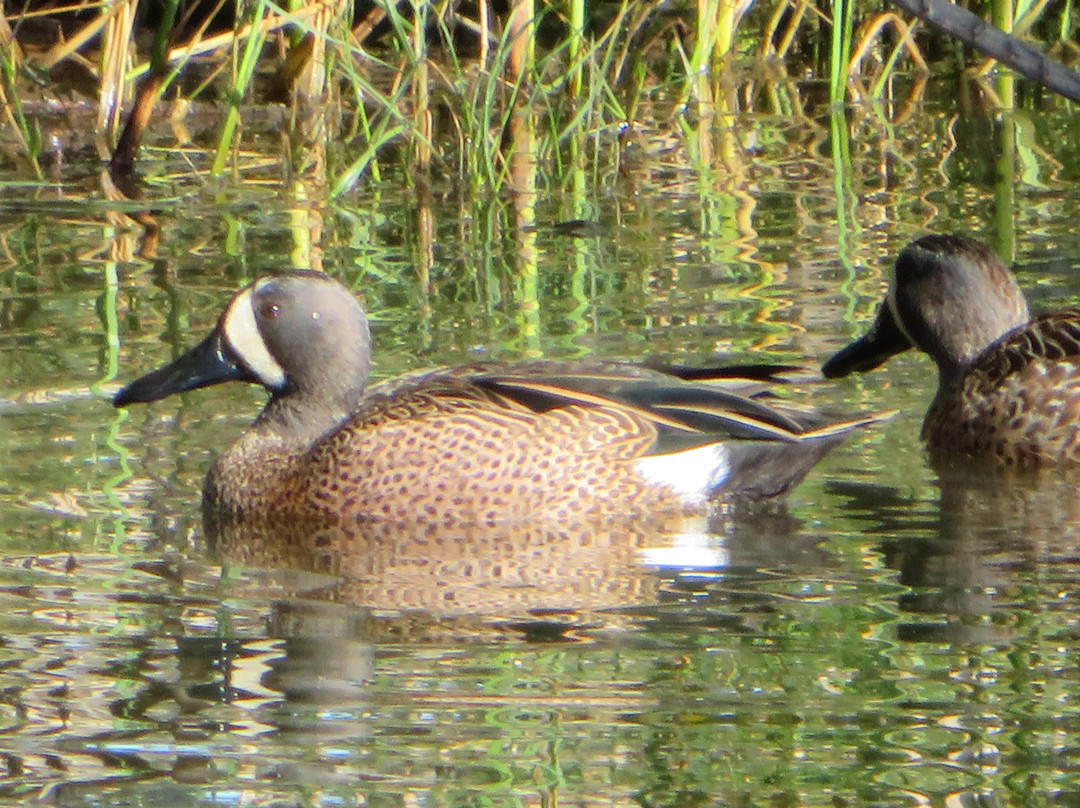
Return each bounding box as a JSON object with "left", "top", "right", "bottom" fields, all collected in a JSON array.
[
  {"left": 114, "top": 271, "right": 890, "bottom": 529},
  {"left": 823, "top": 233, "right": 1080, "bottom": 465}
]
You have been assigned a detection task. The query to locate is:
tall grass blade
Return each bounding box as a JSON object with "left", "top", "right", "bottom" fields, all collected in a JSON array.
[
  {"left": 211, "top": 0, "right": 272, "bottom": 177},
  {"left": 829, "top": 0, "right": 854, "bottom": 102},
  {"left": 567, "top": 0, "right": 585, "bottom": 96},
  {"left": 331, "top": 124, "right": 408, "bottom": 197}
]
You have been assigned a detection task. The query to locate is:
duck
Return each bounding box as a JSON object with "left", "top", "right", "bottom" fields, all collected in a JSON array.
[
  {"left": 822, "top": 233, "right": 1080, "bottom": 464},
  {"left": 114, "top": 270, "right": 891, "bottom": 533}
]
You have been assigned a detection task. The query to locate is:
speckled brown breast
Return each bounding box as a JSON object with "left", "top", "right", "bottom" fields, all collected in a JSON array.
[{"left": 923, "top": 357, "right": 1080, "bottom": 464}]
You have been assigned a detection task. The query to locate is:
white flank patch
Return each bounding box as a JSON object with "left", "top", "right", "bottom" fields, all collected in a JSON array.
[
  {"left": 633, "top": 443, "right": 731, "bottom": 506},
  {"left": 222, "top": 285, "right": 287, "bottom": 389}
]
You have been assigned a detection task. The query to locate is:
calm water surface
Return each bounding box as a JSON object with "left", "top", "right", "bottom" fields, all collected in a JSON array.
[{"left": 3, "top": 93, "right": 1080, "bottom": 806}]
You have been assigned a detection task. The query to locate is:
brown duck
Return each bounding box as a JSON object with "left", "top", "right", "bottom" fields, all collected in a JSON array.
[
  {"left": 114, "top": 271, "right": 890, "bottom": 532},
  {"left": 823, "top": 233, "right": 1080, "bottom": 464}
]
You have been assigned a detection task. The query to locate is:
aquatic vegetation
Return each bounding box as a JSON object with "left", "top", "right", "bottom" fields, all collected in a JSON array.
[{"left": 0, "top": 0, "right": 1077, "bottom": 197}]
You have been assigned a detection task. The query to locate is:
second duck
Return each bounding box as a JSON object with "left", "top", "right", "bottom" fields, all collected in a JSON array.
[{"left": 823, "top": 233, "right": 1080, "bottom": 465}]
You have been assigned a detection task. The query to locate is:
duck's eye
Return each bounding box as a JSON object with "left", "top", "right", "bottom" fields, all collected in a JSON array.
[{"left": 259, "top": 301, "right": 282, "bottom": 320}]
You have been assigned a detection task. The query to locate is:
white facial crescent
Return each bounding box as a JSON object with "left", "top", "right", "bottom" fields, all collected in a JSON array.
[{"left": 220, "top": 284, "right": 287, "bottom": 389}]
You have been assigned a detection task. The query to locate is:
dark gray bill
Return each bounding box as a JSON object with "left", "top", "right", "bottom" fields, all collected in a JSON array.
[
  {"left": 822, "top": 303, "right": 912, "bottom": 378},
  {"left": 114, "top": 331, "right": 249, "bottom": 407}
]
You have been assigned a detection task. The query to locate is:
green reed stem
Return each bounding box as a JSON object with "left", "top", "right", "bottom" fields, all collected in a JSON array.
[
  {"left": 410, "top": 0, "right": 431, "bottom": 172},
  {"left": 714, "top": 0, "right": 737, "bottom": 68},
  {"left": 568, "top": 0, "right": 585, "bottom": 96},
  {"left": 150, "top": 0, "right": 179, "bottom": 69},
  {"left": 829, "top": 0, "right": 854, "bottom": 103},
  {"left": 991, "top": 0, "right": 1015, "bottom": 32},
  {"left": 685, "top": 0, "right": 715, "bottom": 102},
  {"left": 869, "top": 36, "right": 911, "bottom": 99},
  {"left": 211, "top": 0, "right": 271, "bottom": 177},
  {"left": 331, "top": 123, "right": 408, "bottom": 197}
]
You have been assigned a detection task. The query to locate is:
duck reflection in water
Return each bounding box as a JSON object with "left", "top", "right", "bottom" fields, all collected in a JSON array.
[{"left": 831, "top": 456, "right": 1080, "bottom": 648}]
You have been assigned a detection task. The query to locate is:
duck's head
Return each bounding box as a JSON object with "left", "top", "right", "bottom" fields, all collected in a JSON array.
[
  {"left": 823, "top": 234, "right": 1030, "bottom": 380},
  {"left": 114, "top": 271, "right": 372, "bottom": 435}
]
